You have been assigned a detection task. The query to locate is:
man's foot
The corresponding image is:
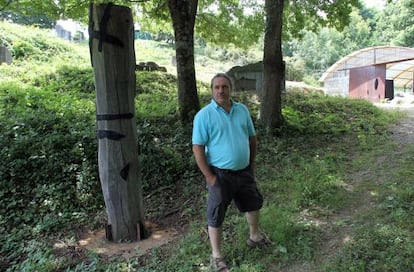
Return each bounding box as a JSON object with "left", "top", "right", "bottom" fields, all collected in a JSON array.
[
  {"left": 246, "top": 236, "right": 272, "bottom": 249},
  {"left": 210, "top": 255, "right": 230, "bottom": 272}
]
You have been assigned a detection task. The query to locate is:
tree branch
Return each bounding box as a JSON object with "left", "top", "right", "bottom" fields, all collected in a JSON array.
[{"left": 0, "top": 0, "right": 13, "bottom": 12}]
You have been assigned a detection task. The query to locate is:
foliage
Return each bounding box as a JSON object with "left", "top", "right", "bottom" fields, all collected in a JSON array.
[
  {"left": 284, "top": 7, "right": 375, "bottom": 82},
  {"left": 138, "top": 0, "right": 264, "bottom": 49},
  {"left": 0, "top": 21, "right": 86, "bottom": 63},
  {"left": 284, "top": 56, "right": 305, "bottom": 81},
  {"left": 282, "top": 90, "right": 392, "bottom": 136},
  {"left": 284, "top": 0, "right": 414, "bottom": 83},
  {"left": 139, "top": 0, "right": 361, "bottom": 50},
  {"left": 2, "top": 0, "right": 411, "bottom": 89},
  {"left": 325, "top": 226, "right": 414, "bottom": 271},
  {"left": 282, "top": 0, "right": 360, "bottom": 41},
  {"left": 0, "top": 0, "right": 114, "bottom": 22},
  {"left": 135, "top": 71, "right": 179, "bottom": 117},
  {"left": 1, "top": 0, "right": 361, "bottom": 49},
  {"left": 0, "top": 10, "right": 55, "bottom": 28},
  {"left": 0, "top": 81, "right": 100, "bottom": 210},
  {"left": 373, "top": 0, "right": 414, "bottom": 47},
  {"left": 1, "top": 21, "right": 413, "bottom": 272}
]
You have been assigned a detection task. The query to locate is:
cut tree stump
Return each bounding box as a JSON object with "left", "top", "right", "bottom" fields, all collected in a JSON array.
[{"left": 89, "top": 3, "right": 146, "bottom": 242}]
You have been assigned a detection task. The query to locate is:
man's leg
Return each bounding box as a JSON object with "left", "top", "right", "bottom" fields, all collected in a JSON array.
[
  {"left": 208, "top": 226, "right": 223, "bottom": 258},
  {"left": 245, "top": 210, "right": 264, "bottom": 241},
  {"left": 209, "top": 226, "right": 230, "bottom": 272}
]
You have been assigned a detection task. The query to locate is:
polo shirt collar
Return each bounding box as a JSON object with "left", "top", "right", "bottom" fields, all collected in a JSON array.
[{"left": 211, "top": 99, "right": 236, "bottom": 110}]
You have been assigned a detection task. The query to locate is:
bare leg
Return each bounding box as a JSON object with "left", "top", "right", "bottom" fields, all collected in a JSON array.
[
  {"left": 209, "top": 226, "right": 230, "bottom": 271},
  {"left": 208, "top": 226, "right": 223, "bottom": 258},
  {"left": 246, "top": 210, "right": 263, "bottom": 241}
]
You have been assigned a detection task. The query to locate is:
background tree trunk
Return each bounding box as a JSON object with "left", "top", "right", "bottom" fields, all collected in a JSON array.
[
  {"left": 89, "top": 3, "right": 146, "bottom": 242},
  {"left": 260, "top": 0, "right": 285, "bottom": 128},
  {"left": 168, "top": 0, "right": 200, "bottom": 123}
]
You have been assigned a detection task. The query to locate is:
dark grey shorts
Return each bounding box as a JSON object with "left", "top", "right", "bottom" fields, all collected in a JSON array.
[{"left": 206, "top": 166, "right": 264, "bottom": 228}]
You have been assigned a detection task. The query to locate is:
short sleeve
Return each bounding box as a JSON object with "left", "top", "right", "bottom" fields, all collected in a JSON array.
[{"left": 192, "top": 109, "right": 209, "bottom": 145}]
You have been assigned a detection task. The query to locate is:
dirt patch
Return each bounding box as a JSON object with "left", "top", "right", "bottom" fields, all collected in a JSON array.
[
  {"left": 388, "top": 107, "right": 414, "bottom": 145},
  {"left": 51, "top": 221, "right": 181, "bottom": 264},
  {"left": 73, "top": 221, "right": 180, "bottom": 259}
]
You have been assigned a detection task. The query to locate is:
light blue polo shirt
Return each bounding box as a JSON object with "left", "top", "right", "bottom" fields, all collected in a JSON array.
[{"left": 192, "top": 99, "right": 256, "bottom": 170}]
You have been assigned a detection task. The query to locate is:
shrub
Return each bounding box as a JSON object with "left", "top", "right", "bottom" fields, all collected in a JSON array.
[{"left": 282, "top": 91, "right": 392, "bottom": 136}]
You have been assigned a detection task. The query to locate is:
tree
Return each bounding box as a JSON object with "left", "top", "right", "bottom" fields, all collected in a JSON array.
[
  {"left": 374, "top": 0, "right": 414, "bottom": 47},
  {"left": 167, "top": 0, "right": 200, "bottom": 123},
  {"left": 89, "top": 3, "right": 146, "bottom": 242},
  {"left": 260, "top": 0, "right": 284, "bottom": 128},
  {"left": 138, "top": 0, "right": 202, "bottom": 123},
  {"left": 0, "top": 0, "right": 80, "bottom": 19},
  {"left": 0, "top": 10, "right": 55, "bottom": 28},
  {"left": 139, "top": 0, "right": 264, "bottom": 123},
  {"left": 283, "top": 8, "right": 374, "bottom": 82},
  {"left": 260, "top": 0, "right": 360, "bottom": 129},
  {"left": 140, "top": 1, "right": 264, "bottom": 49},
  {"left": 0, "top": 0, "right": 374, "bottom": 126},
  {"left": 1, "top": 0, "right": 148, "bottom": 242}
]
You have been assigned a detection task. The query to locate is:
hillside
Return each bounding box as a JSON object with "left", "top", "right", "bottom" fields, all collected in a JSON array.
[{"left": 1, "top": 21, "right": 413, "bottom": 272}]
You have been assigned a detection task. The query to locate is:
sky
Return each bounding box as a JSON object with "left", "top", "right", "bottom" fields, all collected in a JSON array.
[{"left": 363, "top": 0, "right": 386, "bottom": 9}]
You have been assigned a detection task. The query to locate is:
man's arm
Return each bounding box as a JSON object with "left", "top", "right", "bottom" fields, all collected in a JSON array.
[{"left": 192, "top": 144, "right": 216, "bottom": 186}]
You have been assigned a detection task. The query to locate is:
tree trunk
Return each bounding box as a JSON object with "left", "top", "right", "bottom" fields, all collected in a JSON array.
[
  {"left": 260, "top": 0, "right": 285, "bottom": 128},
  {"left": 168, "top": 0, "right": 200, "bottom": 124},
  {"left": 89, "top": 3, "right": 146, "bottom": 242}
]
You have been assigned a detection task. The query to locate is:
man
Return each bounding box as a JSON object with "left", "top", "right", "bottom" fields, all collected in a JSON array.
[{"left": 192, "top": 73, "right": 269, "bottom": 272}]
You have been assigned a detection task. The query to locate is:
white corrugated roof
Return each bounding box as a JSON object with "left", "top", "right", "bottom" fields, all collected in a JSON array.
[{"left": 319, "top": 46, "right": 414, "bottom": 88}]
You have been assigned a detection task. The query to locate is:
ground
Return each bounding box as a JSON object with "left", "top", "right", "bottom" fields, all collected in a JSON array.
[
  {"left": 281, "top": 93, "right": 414, "bottom": 271},
  {"left": 75, "top": 221, "right": 180, "bottom": 259},
  {"left": 71, "top": 92, "right": 414, "bottom": 270}
]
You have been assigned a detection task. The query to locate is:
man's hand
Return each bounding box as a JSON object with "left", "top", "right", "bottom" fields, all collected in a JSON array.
[{"left": 205, "top": 174, "right": 217, "bottom": 187}]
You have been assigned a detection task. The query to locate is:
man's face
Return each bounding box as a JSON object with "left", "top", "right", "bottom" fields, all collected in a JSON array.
[{"left": 212, "top": 76, "right": 231, "bottom": 106}]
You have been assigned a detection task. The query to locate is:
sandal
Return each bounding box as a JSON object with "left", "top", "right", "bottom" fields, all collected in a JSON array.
[
  {"left": 210, "top": 256, "right": 230, "bottom": 272},
  {"left": 246, "top": 237, "right": 272, "bottom": 249}
]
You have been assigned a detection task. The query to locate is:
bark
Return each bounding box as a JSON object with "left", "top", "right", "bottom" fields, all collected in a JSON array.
[
  {"left": 260, "top": 0, "right": 285, "bottom": 128},
  {"left": 89, "top": 3, "right": 146, "bottom": 242},
  {"left": 168, "top": 0, "right": 200, "bottom": 123}
]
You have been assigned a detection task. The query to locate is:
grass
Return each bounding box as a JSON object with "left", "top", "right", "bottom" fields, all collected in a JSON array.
[
  {"left": 319, "top": 132, "right": 414, "bottom": 272},
  {"left": 1, "top": 21, "right": 413, "bottom": 271}
]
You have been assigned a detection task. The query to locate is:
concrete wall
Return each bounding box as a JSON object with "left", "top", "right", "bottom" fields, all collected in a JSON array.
[
  {"left": 323, "top": 75, "right": 349, "bottom": 97},
  {"left": 227, "top": 61, "right": 286, "bottom": 94},
  {"left": 231, "top": 71, "right": 263, "bottom": 92},
  {"left": 55, "top": 20, "right": 87, "bottom": 41},
  {"left": 227, "top": 62, "right": 264, "bottom": 93}
]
